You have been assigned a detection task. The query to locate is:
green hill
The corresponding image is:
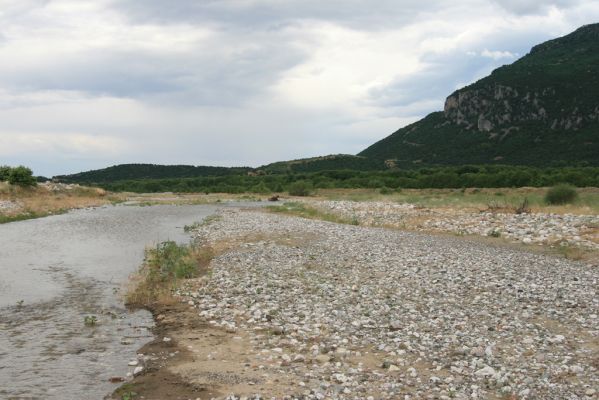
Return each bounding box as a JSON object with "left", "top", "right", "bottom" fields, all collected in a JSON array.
[
  {"left": 55, "top": 163, "right": 251, "bottom": 184},
  {"left": 359, "top": 23, "right": 599, "bottom": 166},
  {"left": 259, "top": 154, "right": 384, "bottom": 174}
]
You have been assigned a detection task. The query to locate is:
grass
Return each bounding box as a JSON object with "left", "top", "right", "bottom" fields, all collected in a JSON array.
[
  {"left": 0, "top": 211, "right": 60, "bottom": 224},
  {"left": 113, "top": 383, "right": 138, "bottom": 400},
  {"left": 314, "top": 187, "right": 599, "bottom": 215},
  {"left": 267, "top": 202, "right": 359, "bottom": 225},
  {"left": 183, "top": 215, "right": 221, "bottom": 232},
  {"left": 126, "top": 240, "right": 214, "bottom": 307},
  {"left": 554, "top": 243, "right": 589, "bottom": 261},
  {"left": 84, "top": 315, "right": 98, "bottom": 326}
]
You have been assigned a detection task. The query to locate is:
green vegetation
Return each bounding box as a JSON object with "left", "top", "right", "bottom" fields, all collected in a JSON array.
[
  {"left": 360, "top": 24, "right": 599, "bottom": 166},
  {"left": 54, "top": 163, "right": 252, "bottom": 184},
  {"left": 0, "top": 209, "right": 71, "bottom": 224},
  {"left": 288, "top": 180, "right": 313, "bottom": 196},
  {"left": 127, "top": 241, "right": 214, "bottom": 306},
  {"left": 92, "top": 165, "right": 599, "bottom": 194},
  {"left": 545, "top": 184, "right": 579, "bottom": 205},
  {"left": 114, "top": 383, "right": 138, "bottom": 400},
  {"left": 84, "top": 315, "right": 98, "bottom": 326},
  {"left": 183, "top": 215, "right": 221, "bottom": 232},
  {"left": 2, "top": 166, "right": 37, "bottom": 187},
  {"left": 268, "top": 202, "right": 359, "bottom": 225},
  {"left": 261, "top": 154, "right": 384, "bottom": 173},
  {"left": 0, "top": 165, "right": 11, "bottom": 181}
]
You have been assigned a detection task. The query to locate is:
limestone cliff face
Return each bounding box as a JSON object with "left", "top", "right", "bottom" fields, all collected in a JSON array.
[{"left": 443, "top": 84, "right": 599, "bottom": 135}]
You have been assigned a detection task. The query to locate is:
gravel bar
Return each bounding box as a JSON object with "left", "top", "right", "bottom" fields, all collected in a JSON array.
[{"left": 182, "top": 208, "right": 598, "bottom": 399}]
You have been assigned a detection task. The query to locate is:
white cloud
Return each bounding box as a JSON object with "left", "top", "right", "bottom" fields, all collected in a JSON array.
[{"left": 480, "top": 49, "right": 517, "bottom": 60}]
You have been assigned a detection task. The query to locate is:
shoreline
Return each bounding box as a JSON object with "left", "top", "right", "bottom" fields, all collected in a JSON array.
[{"left": 112, "top": 207, "right": 598, "bottom": 399}]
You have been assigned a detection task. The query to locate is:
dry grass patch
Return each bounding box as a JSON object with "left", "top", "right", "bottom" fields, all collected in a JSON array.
[{"left": 0, "top": 182, "right": 118, "bottom": 223}]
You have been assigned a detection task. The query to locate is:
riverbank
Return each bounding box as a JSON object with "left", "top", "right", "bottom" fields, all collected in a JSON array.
[
  {"left": 115, "top": 207, "right": 598, "bottom": 399},
  {"left": 0, "top": 181, "right": 118, "bottom": 223}
]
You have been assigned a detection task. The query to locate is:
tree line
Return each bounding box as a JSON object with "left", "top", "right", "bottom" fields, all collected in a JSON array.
[{"left": 97, "top": 165, "right": 599, "bottom": 193}]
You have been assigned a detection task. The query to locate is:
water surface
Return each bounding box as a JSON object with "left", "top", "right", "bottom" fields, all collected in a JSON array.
[{"left": 0, "top": 204, "right": 220, "bottom": 399}]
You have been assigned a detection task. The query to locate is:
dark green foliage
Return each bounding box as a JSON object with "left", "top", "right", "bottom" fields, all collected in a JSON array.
[
  {"left": 545, "top": 184, "right": 579, "bottom": 205},
  {"left": 360, "top": 24, "right": 599, "bottom": 166},
  {"left": 260, "top": 154, "right": 384, "bottom": 174},
  {"left": 0, "top": 165, "right": 11, "bottom": 181},
  {"left": 288, "top": 180, "right": 313, "bottom": 196},
  {"left": 94, "top": 165, "right": 599, "bottom": 193},
  {"left": 250, "top": 181, "right": 272, "bottom": 194},
  {"left": 55, "top": 163, "right": 252, "bottom": 184},
  {"left": 8, "top": 166, "right": 37, "bottom": 187}
]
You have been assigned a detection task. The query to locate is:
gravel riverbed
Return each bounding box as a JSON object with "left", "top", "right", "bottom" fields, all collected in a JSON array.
[
  {"left": 303, "top": 200, "right": 599, "bottom": 250},
  {"left": 178, "top": 208, "right": 598, "bottom": 399}
]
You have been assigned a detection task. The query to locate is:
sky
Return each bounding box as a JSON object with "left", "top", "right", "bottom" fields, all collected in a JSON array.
[{"left": 1, "top": 0, "right": 598, "bottom": 176}]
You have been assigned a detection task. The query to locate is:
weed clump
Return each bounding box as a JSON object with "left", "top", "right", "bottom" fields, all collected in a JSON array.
[
  {"left": 545, "top": 184, "right": 578, "bottom": 205},
  {"left": 126, "top": 241, "right": 214, "bottom": 307}
]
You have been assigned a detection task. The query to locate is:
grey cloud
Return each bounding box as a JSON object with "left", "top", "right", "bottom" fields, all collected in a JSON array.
[
  {"left": 0, "top": 37, "right": 307, "bottom": 106},
  {"left": 491, "top": 0, "right": 582, "bottom": 15},
  {"left": 109, "top": 0, "right": 450, "bottom": 30}
]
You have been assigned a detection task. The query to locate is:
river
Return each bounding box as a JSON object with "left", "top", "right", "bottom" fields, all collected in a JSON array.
[{"left": 0, "top": 204, "right": 222, "bottom": 399}]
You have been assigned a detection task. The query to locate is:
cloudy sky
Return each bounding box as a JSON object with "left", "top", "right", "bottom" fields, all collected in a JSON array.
[{"left": 1, "top": 0, "right": 598, "bottom": 176}]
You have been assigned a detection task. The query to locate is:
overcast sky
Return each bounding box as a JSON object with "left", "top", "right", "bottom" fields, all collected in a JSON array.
[{"left": 1, "top": 0, "right": 598, "bottom": 176}]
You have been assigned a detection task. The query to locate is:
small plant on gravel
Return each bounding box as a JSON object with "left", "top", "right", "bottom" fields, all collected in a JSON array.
[
  {"left": 545, "top": 184, "right": 578, "bottom": 205},
  {"left": 183, "top": 222, "right": 200, "bottom": 232},
  {"left": 16, "top": 300, "right": 24, "bottom": 308},
  {"left": 487, "top": 229, "right": 501, "bottom": 238},
  {"left": 126, "top": 241, "right": 214, "bottom": 306},
  {"left": 121, "top": 392, "right": 137, "bottom": 400},
  {"left": 84, "top": 315, "right": 98, "bottom": 326},
  {"left": 515, "top": 197, "right": 531, "bottom": 214}
]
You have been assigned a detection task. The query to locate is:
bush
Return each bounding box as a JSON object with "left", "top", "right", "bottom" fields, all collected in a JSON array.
[
  {"left": 0, "top": 165, "right": 11, "bottom": 181},
  {"left": 379, "top": 186, "right": 393, "bottom": 195},
  {"left": 288, "top": 180, "right": 313, "bottom": 196},
  {"left": 545, "top": 184, "right": 578, "bottom": 205},
  {"left": 8, "top": 166, "right": 37, "bottom": 187}
]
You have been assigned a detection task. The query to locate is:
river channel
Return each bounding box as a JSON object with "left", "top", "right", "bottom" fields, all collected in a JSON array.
[{"left": 0, "top": 204, "right": 223, "bottom": 399}]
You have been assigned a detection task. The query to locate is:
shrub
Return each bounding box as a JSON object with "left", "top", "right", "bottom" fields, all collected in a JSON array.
[
  {"left": 0, "top": 165, "right": 11, "bottom": 181},
  {"left": 288, "top": 180, "right": 313, "bottom": 196},
  {"left": 379, "top": 186, "right": 393, "bottom": 195},
  {"left": 545, "top": 184, "right": 578, "bottom": 205},
  {"left": 8, "top": 166, "right": 37, "bottom": 187}
]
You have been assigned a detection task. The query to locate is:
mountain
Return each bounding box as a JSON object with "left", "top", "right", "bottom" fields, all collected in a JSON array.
[
  {"left": 55, "top": 163, "right": 252, "bottom": 184},
  {"left": 359, "top": 23, "right": 599, "bottom": 166}
]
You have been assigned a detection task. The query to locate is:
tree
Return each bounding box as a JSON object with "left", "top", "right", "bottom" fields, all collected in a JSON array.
[{"left": 8, "top": 166, "right": 37, "bottom": 187}]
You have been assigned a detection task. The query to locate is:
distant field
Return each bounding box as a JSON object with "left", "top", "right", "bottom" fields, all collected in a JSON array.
[{"left": 314, "top": 187, "right": 599, "bottom": 215}]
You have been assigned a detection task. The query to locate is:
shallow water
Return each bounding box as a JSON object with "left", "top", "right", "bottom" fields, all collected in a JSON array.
[{"left": 0, "top": 204, "right": 220, "bottom": 399}]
